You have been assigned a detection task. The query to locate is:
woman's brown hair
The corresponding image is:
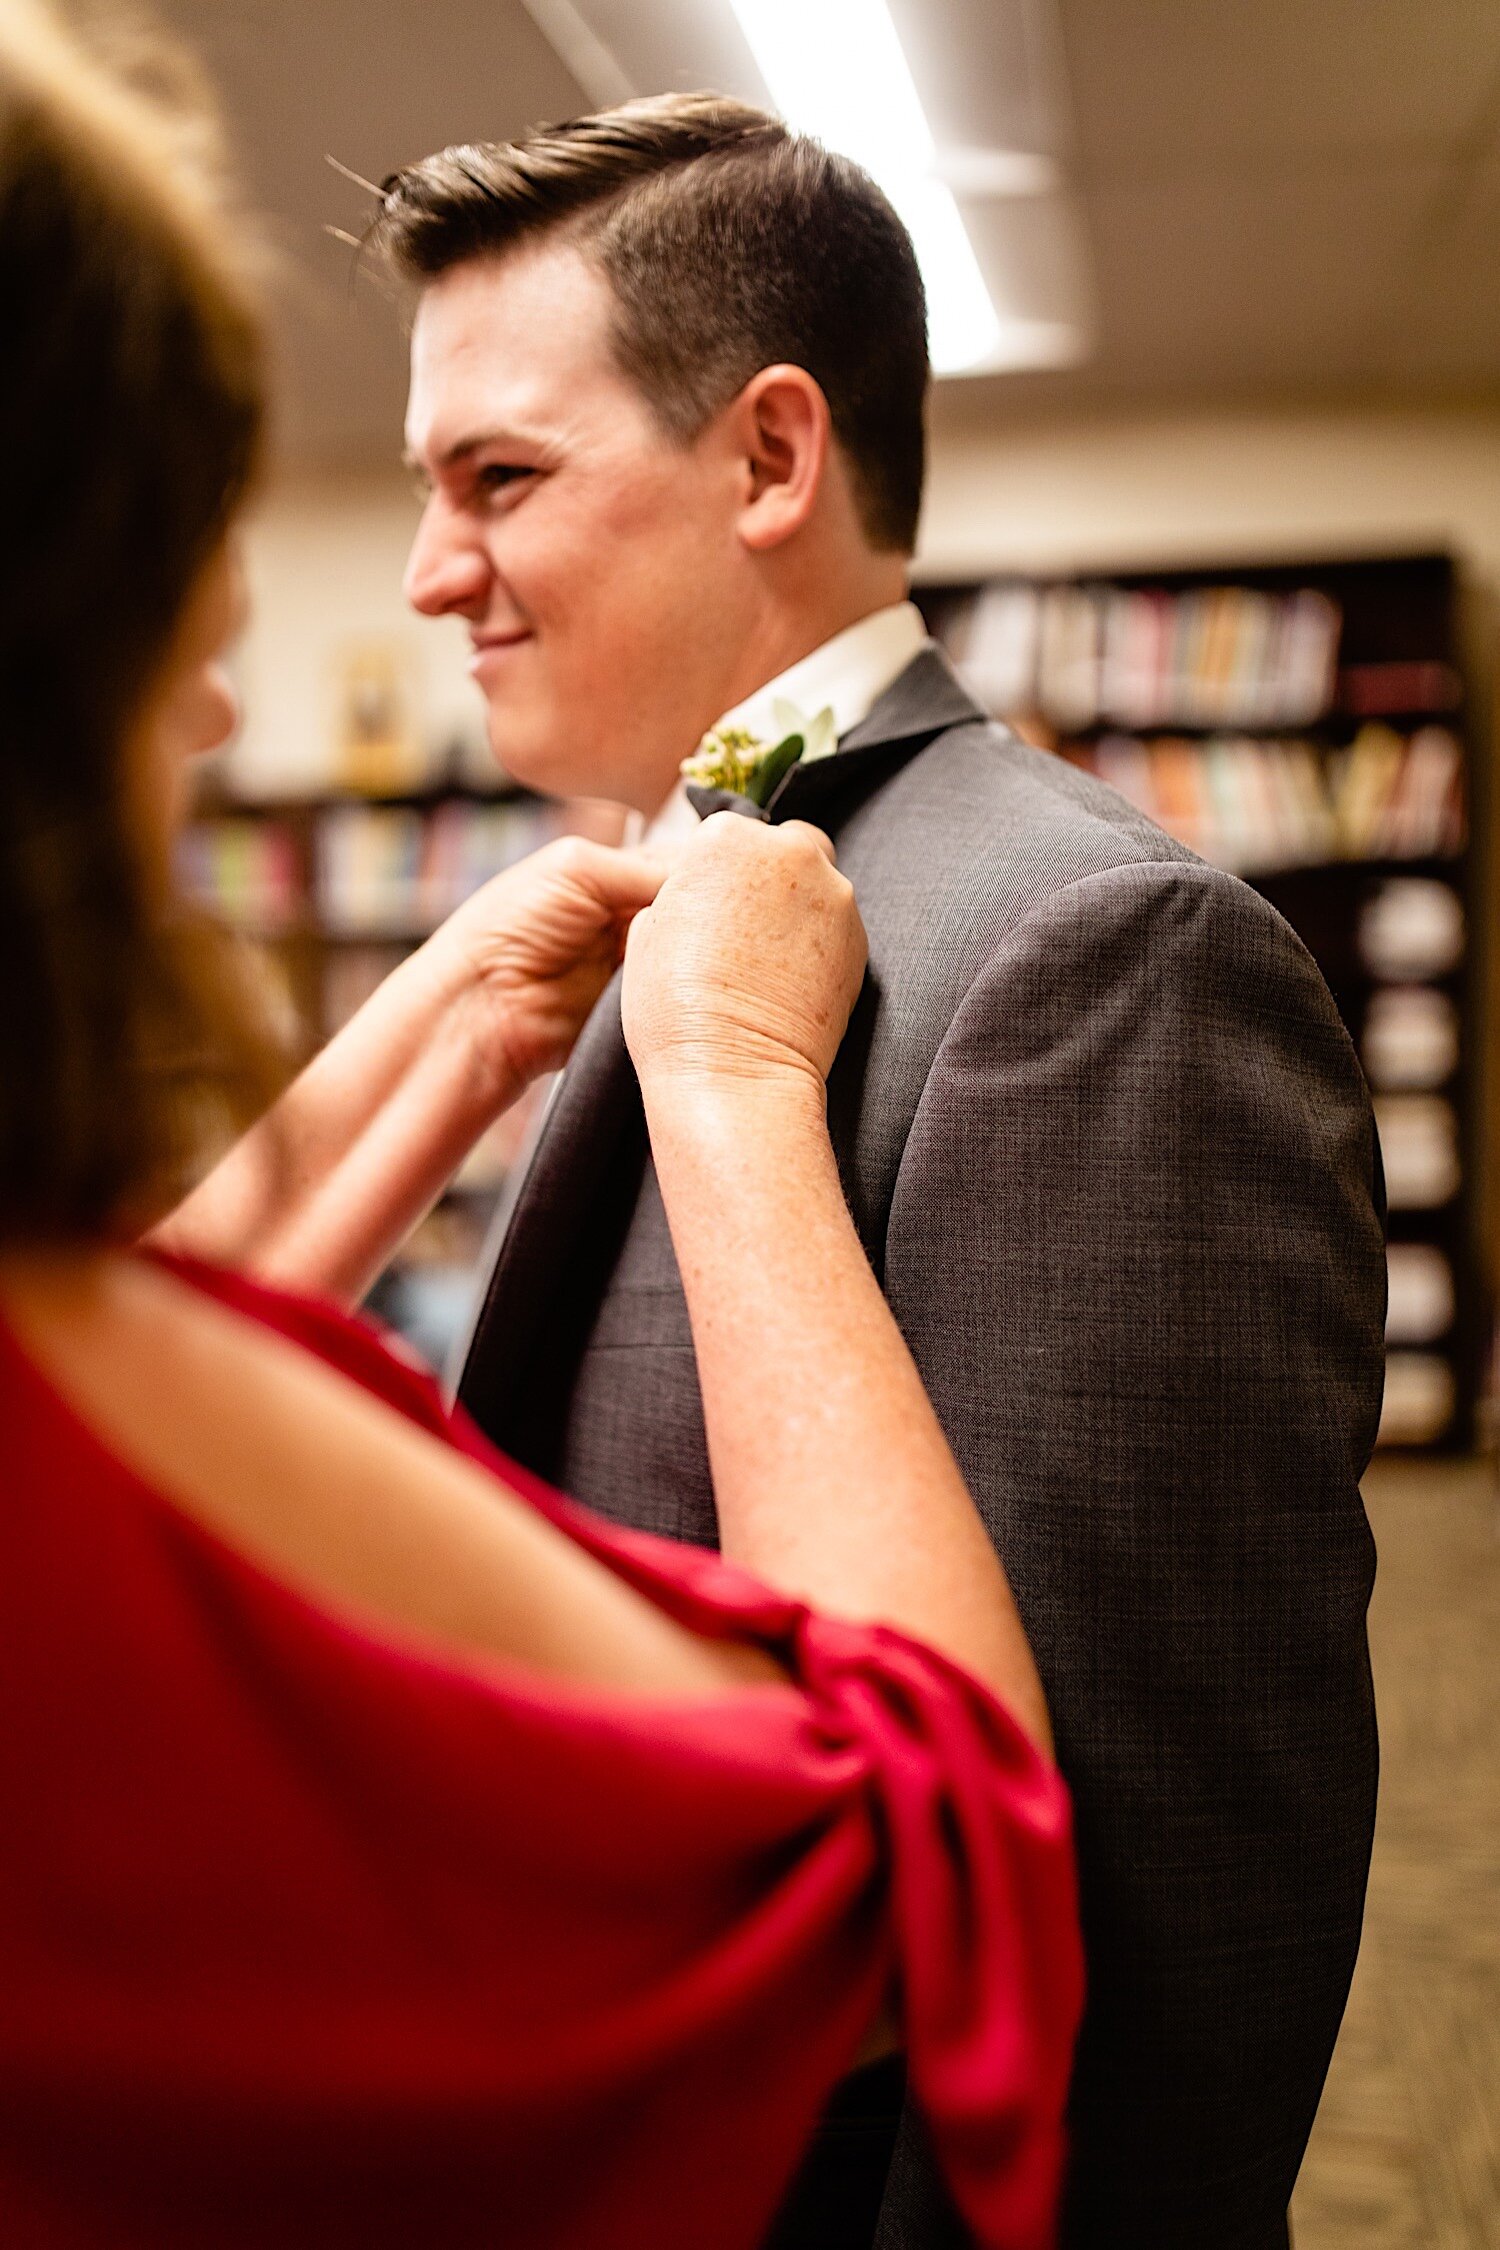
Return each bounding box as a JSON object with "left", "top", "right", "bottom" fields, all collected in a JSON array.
[{"left": 0, "top": 0, "right": 277, "bottom": 1242}]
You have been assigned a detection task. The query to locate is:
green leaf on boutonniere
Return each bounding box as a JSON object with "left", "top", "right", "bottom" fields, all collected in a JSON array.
[
  {"left": 746, "top": 729, "right": 804, "bottom": 806},
  {"left": 681, "top": 701, "right": 838, "bottom": 807}
]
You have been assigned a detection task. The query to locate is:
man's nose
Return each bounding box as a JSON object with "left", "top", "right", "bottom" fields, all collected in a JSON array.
[{"left": 404, "top": 499, "right": 490, "bottom": 618}]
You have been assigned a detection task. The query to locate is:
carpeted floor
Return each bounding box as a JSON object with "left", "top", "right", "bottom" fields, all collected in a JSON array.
[{"left": 1291, "top": 1456, "right": 1500, "bottom": 2250}]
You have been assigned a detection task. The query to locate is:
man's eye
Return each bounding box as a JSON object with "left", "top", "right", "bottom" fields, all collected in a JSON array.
[{"left": 476, "top": 464, "right": 533, "bottom": 497}]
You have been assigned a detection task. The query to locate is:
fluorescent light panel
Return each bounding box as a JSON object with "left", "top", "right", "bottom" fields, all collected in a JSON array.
[{"left": 726, "top": 0, "right": 1003, "bottom": 374}]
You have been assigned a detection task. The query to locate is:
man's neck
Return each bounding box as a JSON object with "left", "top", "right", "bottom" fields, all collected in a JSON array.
[
  {"left": 713, "top": 577, "right": 910, "bottom": 731},
  {"left": 635, "top": 588, "right": 922, "bottom": 837},
  {"left": 630, "top": 559, "right": 911, "bottom": 823}
]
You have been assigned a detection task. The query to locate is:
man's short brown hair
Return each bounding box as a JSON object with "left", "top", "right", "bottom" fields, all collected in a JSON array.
[{"left": 370, "top": 94, "right": 929, "bottom": 554}]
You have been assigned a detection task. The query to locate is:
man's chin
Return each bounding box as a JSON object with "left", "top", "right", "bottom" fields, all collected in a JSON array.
[
  {"left": 484, "top": 714, "right": 614, "bottom": 807},
  {"left": 482, "top": 694, "right": 682, "bottom": 815}
]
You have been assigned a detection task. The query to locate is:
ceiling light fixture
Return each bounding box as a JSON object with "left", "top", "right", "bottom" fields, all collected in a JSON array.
[{"left": 724, "top": 0, "right": 1004, "bottom": 374}]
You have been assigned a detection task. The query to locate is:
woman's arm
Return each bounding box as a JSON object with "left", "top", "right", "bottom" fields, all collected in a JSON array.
[
  {"left": 648, "top": 1080, "right": 1050, "bottom": 1749},
  {"left": 626, "top": 817, "right": 1052, "bottom": 1752},
  {"left": 152, "top": 839, "right": 663, "bottom": 1303},
  {"left": 140, "top": 815, "right": 1045, "bottom": 1748}
]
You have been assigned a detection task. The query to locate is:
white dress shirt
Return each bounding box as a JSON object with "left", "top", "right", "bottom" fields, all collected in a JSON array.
[{"left": 640, "top": 600, "right": 930, "bottom": 847}]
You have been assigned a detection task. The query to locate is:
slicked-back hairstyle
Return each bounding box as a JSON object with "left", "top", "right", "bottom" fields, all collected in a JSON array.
[
  {"left": 0, "top": 0, "right": 280, "bottom": 1244},
  {"left": 369, "top": 94, "right": 929, "bottom": 554}
]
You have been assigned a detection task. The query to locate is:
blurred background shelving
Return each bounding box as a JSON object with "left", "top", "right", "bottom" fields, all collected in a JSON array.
[
  {"left": 179, "top": 777, "right": 624, "bottom": 1366},
  {"left": 917, "top": 551, "right": 1482, "bottom": 1452}
]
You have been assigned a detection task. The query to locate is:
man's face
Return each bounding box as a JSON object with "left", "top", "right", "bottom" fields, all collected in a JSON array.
[{"left": 404, "top": 245, "right": 754, "bottom": 813}]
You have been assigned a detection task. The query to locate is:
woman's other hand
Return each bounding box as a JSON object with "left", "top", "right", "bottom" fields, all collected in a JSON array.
[
  {"left": 622, "top": 814, "right": 867, "bottom": 1102},
  {"left": 435, "top": 837, "right": 666, "bottom": 1099}
]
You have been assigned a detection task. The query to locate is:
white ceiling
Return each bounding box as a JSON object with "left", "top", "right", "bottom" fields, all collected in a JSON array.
[
  {"left": 154, "top": 0, "right": 583, "bottom": 462},
  {"left": 1049, "top": 0, "right": 1500, "bottom": 396},
  {"left": 153, "top": 0, "right": 1500, "bottom": 468},
  {"left": 542, "top": 0, "right": 1092, "bottom": 373}
]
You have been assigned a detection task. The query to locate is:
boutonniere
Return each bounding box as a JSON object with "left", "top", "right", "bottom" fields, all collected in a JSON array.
[{"left": 681, "top": 698, "right": 837, "bottom": 808}]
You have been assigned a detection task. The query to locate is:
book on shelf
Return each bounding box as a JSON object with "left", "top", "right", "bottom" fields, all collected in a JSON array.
[
  {"left": 316, "top": 805, "right": 425, "bottom": 936},
  {"left": 176, "top": 816, "right": 301, "bottom": 932},
  {"left": 1067, "top": 724, "right": 1462, "bottom": 876},
  {"left": 181, "top": 790, "right": 627, "bottom": 945},
  {"left": 314, "top": 799, "right": 560, "bottom": 937},
  {"left": 951, "top": 580, "right": 1343, "bottom": 731}
]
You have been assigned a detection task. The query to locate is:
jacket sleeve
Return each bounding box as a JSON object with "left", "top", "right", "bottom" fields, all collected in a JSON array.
[{"left": 879, "top": 855, "right": 1386, "bottom": 2249}]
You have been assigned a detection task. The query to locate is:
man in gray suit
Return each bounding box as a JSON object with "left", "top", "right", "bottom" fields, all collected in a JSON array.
[{"left": 384, "top": 93, "right": 1386, "bottom": 2250}]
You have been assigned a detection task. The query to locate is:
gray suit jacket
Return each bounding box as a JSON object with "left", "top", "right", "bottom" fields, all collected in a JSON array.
[{"left": 457, "top": 648, "right": 1386, "bottom": 2250}]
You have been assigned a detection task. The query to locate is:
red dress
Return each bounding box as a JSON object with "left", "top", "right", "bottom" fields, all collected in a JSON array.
[{"left": 0, "top": 1254, "right": 1082, "bottom": 2249}]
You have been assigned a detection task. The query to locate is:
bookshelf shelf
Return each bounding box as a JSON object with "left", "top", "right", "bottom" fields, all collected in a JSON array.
[{"left": 916, "top": 551, "right": 1484, "bottom": 1454}]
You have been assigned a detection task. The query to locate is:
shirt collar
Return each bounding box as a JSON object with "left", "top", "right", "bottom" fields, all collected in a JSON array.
[
  {"left": 714, "top": 600, "right": 930, "bottom": 746},
  {"left": 636, "top": 601, "right": 931, "bottom": 848}
]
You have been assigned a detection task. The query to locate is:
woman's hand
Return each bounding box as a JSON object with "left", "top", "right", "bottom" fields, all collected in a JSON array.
[
  {"left": 622, "top": 814, "right": 867, "bottom": 1103},
  {"left": 156, "top": 834, "right": 664, "bottom": 1303},
  {"left": 434, "top": 836, "right": 666, "bottom": 1102}
]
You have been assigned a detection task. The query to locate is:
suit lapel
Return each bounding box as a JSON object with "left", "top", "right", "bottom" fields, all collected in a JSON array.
[
  {"left": 686, "top": 645, "right": 986, "bottom": 830},
  {"left": 454, "top": 970, "right": 646, "bottom": 1469}
]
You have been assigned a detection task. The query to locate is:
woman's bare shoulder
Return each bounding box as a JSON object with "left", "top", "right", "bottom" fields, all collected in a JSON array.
[{"left": 0, "top": 1250, "right": 781, "bottom": 1702}]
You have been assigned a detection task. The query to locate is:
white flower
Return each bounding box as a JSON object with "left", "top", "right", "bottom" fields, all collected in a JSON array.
[{"left": 680, "top": 701, "right": 837, "bottom": 807}]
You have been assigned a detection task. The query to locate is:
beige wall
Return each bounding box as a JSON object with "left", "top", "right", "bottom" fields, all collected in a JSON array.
[
  {"left": 919, "top": 401, "right": 1500, "bottom": 585},
  {"left": 233, "top": 402, "right": 1500, "bottom": 797},
  {"left": 235, "top": 477, "right": 461, "bottom": 800}
]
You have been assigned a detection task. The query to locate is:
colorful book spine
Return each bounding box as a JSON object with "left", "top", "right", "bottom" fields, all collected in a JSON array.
[
  {"left": 177, "top": 818, "right": 301, "bottom": 932},
  {"left": 1075, "top": 726, "right": 1462, "bottom": 874},
  {"left": 955, "top": 580, "right": 1345, "bottom": 731}
]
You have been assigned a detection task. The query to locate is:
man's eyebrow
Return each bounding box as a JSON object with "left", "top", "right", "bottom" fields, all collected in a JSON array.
[{"left": 405, "top": 427, "right": 543, "bottom": 474}]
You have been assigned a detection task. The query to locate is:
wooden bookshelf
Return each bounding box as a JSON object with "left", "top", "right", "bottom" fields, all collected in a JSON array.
[{"left": 915, "top": 552, "right": 1483, "bottom": 1454}]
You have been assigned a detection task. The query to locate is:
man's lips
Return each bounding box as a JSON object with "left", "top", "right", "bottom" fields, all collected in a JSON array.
[{"left": 468, "top": 629, "right": 533, "bottom": 678}]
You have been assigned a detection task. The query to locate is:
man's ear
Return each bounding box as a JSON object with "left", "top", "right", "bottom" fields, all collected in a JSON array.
[{"left": 731, "top": 365, "right": 832, "bottom": 553}]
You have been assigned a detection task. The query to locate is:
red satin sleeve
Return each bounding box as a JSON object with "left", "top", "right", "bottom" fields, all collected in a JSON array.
[{"left": 0, "top": 1254, "right": 1082, "bottom": 2250}]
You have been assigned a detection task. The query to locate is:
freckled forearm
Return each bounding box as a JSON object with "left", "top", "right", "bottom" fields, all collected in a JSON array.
[{"left": 152, "top": 933, "right": 522, "bottom": 1303}]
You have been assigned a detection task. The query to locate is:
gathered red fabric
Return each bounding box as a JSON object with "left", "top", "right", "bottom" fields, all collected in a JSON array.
[{"left": 0, "top": 1255, "right": 1082, "bottom": 2249}]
